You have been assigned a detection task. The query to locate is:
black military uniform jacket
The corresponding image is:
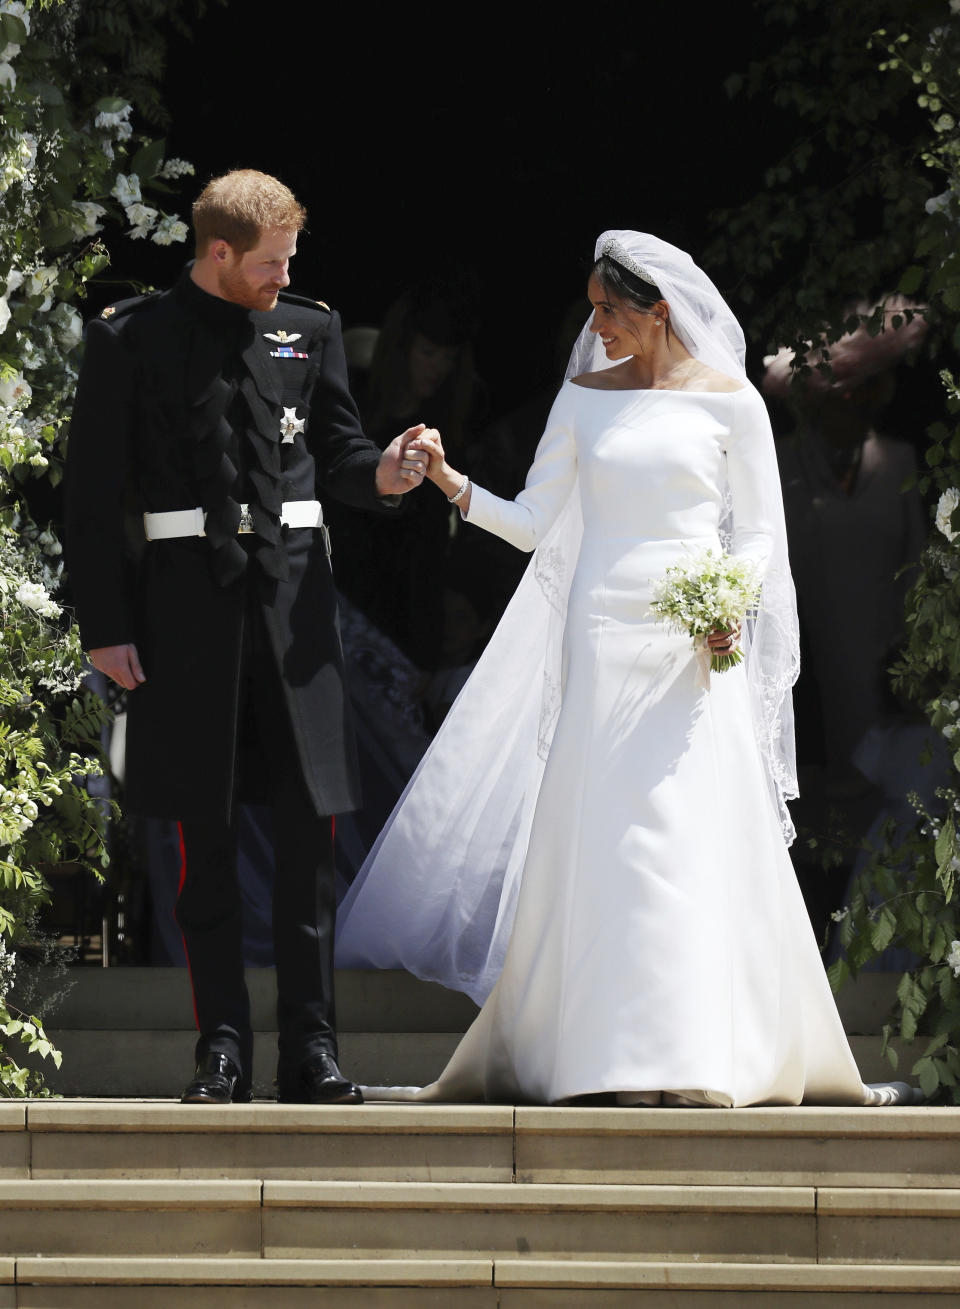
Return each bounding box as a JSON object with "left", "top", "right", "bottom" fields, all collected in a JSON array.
[{"left": 65, "top": 267, "right": 395, "bottom": 822}]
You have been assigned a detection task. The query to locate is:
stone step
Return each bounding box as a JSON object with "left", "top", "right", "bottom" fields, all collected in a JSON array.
[
  {"left": 0, "top": 1179, "right": 261, "bottom": 1259},
  {"left": 0, "top": 1177, "right": 958, "bottom": 1265},
  {"left": 16, "top": 1103, "right": 516, "bottom": 1183},
  {"left": 39, "top": 1029, "right": 463, "bottom": 1098},
  {"left": 21, "top": 967, "right": 916, "bottom": 1097},
  {"left": 6, "top": 1257, "right": 960, "bottom": 1306},
  {"left": 4, "top": 1102, "right": 960, "bottom": 1189},
  {"left": 18, "top": 968, "right": 479, "bottom": 1032},
  {"left": 20, "top": 965, "right": 898, "bottom": 1033},
  {"left": 31, "top": 1030, "right": 915, "bottom": 1100}
]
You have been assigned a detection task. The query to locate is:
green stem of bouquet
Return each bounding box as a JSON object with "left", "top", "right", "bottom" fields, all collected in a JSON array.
[{"left": 710, "top": 649, "right": 745, "bottom": 673}]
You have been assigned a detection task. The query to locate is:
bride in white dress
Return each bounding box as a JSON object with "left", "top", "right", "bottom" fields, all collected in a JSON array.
[{"left": 336, "top": 231, "right": 914, "bottom": 1107}]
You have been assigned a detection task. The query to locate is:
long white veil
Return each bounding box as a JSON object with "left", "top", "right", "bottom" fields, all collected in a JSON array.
[{"left": 335, "top": 230, "right": 800, "bottom": 1004}]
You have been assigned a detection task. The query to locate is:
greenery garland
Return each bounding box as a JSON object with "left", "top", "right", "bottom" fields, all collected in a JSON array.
[
  {"left": 711, "top": 0, "right": 960, "bottom": 1102},
  {"left": 0, "top": 0, "right": 193, "bottom": 1095}
]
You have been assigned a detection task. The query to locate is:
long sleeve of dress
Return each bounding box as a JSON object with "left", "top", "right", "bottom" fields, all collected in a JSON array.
[
  {"left": 725, "top": 385, "right": 783, "bottom": 578},
  {"left": 464, "top": 383, "right": 577, "bottom": 552}
]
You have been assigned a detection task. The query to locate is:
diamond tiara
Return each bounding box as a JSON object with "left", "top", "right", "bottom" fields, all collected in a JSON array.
[{"left": 599, "top": 238, "right": 659, "bottom": 288}]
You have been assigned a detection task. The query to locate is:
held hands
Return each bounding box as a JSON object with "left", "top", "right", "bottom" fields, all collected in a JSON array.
[
  {"left": 408, "top": 429, "right": 447, "bottom": 483},
  {"left": 90, "top": 643, "right": 146, "bottom": 691},
  {"left": 375, "top": 423, "right": 437, "bottom": 496}
]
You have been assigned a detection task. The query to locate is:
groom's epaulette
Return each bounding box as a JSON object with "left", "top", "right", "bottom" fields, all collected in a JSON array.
[
  {"left": 278, "top": 290, "right": 332, "bottom": 315},
  {"left": 98, "top": 290, "right": 162, "bottom": 323}
]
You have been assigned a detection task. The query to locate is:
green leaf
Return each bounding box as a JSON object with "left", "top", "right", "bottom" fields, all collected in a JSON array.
[
  {"left": 94, "top": 96, "right": 128, "bottom": 114},
  {"left": 827, "top": 957, "right": 849, "bottom": 994},
  {"left": 131, "top": 138, "right": 165, "bottom": 181},
  {"left": 25, "top": 81, "right": 64, "bottom": 107},
  {"left": 899, "top": 265, "right": 925, "bottom": 295},
  {"left": 870, "top": 906, "right": 897, "bottom": 954},
  {"left": 923, "top": 1031, "right": 950, "bottom": 1057},
  {"left": 0, "top": 12, "right": 27, "bottom": 46},
  {"left": 914, "top": 1057, "right": 941, "bottom": 1099}
]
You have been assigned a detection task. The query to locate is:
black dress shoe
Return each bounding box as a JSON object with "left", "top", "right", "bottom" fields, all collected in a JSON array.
[
  {"left": 180, "top": 1053, "right": 252, "bottom": 1104},
  {"left": 277, "top": 1050, "right": 363, "bottom": 1104}
]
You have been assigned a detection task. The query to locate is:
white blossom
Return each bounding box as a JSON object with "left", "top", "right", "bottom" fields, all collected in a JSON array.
[
  {"left": 948, "top": 940, "right": 960, "bottom": 979},
  {"left": 26, "top": 264, "right": 58, "bottom": 311},
  {"left": 50, "top": 302, "right": 82, "bottom": 350},
  {"left": 4, "top": 268, "right": 23, "bottom": 294},
  {"left": 0, "top": 370, "right": 31, "bottom": 410},
  {"left": 158, "top": 157, "right": 195, "bottom": 180},
  {"left": 0, "top": 294, "right": 9, "bottom": 335},
  {"left": 151, "top": 214, "right": 188, "bottom": 246},
  {"left": 111, "top": 172, "right": 141, "bottom": 207},
  {"left": 15, "top": 580, "right": 60, "bottom": 617},
  {"left": 37, "top": 530, "right": 62, "bottom": 557},
  {"left": 20, "top": 132, "right": 36, "bottom": 171},
  {"left": 124, "top": 201, "right": 158, "bottom": 240},
  {"left": 830, "top": 907, "right": 850, "bottom": 923},
  {"left": 94, "top": 104, "right": 131, "bottom": 133},
  {"left": 936, "top": 488, "right": 960, "bottom": 542},
  {"left": 72, "top": 200, "right": 106, "bottom": 236},
  {"left": 0, "top": 59, "right": 15, "bottom": 90}
]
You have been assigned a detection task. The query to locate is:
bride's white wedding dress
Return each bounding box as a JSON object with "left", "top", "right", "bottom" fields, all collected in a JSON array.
[{"left": 337, "top": 379, "right": 890, "bottom": 1106}]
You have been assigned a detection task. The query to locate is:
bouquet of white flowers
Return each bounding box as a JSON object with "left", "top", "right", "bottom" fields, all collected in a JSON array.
[{"left": 649, "top": 548, "right": 762, "bottom": 674}]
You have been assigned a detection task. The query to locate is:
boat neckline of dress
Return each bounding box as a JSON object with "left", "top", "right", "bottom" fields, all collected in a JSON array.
[{"left": 567, "top": 378, "right": 747, "bottom": 396}]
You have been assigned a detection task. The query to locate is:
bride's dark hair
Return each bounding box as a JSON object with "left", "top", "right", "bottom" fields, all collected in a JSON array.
[{"left": 592, "top": 253, "right": 664, "bottom": 311}]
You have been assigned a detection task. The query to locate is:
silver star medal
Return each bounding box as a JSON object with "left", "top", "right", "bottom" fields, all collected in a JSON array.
[
  {"left": 280, "top": 407, "right": 305, "bottom": 444},
  {"left": 264, "top": 330, "right": 302, "bottom": 344}
]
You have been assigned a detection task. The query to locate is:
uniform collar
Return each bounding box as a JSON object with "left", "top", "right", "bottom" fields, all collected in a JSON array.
[{"left": 175, "top": 262, "right": 253, "bottom": 330}]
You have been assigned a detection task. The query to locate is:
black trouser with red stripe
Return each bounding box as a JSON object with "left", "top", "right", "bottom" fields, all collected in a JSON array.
[{"left": 174, "top": 587, "right": 338, "bottom": 1085}]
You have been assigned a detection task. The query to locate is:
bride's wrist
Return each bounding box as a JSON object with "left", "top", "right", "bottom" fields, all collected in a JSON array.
[{"left": 434, "top": 462, "right": 462, "bottom": 495}]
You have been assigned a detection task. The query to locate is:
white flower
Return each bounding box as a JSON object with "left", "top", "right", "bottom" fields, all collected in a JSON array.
[
  {"left": 111, "top": 172, "right": 141, "bottom": 207},
  {"left": 124, "top": 202, "right": 157, "bottom": 240},
  {"left": 20, "top": 132, "right": 36, "bottom": 171},
  {"left": 72, "top": 201, "right": 106, "bottom": 236},
  {"left": 0, "top": 370, "right": 31, "bottom": 410},
  {"left": 25, "top": 264, "right": 58, "bottom": 310},
  {"left": 830, "top": 907, "right": 850, "bottom": 923},
  {"left": 4, "top": 268, "right": 23, "bottom": 294},
  {"left": 948, "top": 940, "right": 960, "bottom": 979},
  {"left": 94, "top": 104, "right": 131, "bottom": 132},
  {"left": 50, "top": 302, "right": 82, "bottom": 350},
  {"left": 151, "top": 214, "right": 189, "bottom": 246},
  {"left": 158, "top": 157, "right": 195, "bottom": 180},
  {"left": 0, "top": 293, "right": 9, "bottom": 335},
  {"left": 936, "top": 488, "right": 960, "bottom": 542},
  {"left": 15, "top": 580, "right": 60, "bottom": 617},
  {"left": 0, "top": 60, "right": 15, "bottom": 90},
  {"left": 38, "top": 530, "right": 62, "bottom": 557}
]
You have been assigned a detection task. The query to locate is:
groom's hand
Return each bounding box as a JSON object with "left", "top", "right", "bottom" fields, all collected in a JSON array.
[{"left": 376, "top": 424, "right": 430, "bottom": 496}]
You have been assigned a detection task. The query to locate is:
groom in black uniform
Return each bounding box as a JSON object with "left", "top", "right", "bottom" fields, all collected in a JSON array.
[{"left": 65, "top": 170, "right": 428, "bottom": 1105}]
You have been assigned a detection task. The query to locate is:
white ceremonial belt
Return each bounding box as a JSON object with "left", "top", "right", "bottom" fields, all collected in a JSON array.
[{"left": 143, "top": 500, "right": 323, "bottom": 541}]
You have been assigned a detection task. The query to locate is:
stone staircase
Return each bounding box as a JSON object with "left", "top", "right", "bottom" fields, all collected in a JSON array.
[
  {"left": 0, "top": 1100, "right": 959, "bottom": 1304},
  {"left": 1, "top": 966, "right": 957, "bottom": 1303},
  {"left": 18, "top": 965, "right": 918, "bottom": 1097}
]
